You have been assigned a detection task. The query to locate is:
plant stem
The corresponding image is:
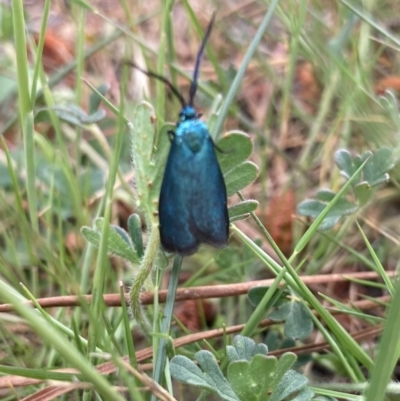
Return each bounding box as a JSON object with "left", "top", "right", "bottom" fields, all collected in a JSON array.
[{"left": 151, "top": 255, "right": 183, "bottom": 401}]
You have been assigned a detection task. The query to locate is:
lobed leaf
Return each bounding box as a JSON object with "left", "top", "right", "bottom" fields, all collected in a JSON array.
[
  {"left": 247, "top": 287, "right": 290, "bottom": 308},
  {"left": 361, "top": 147, "right": 393, "bottom": 187},
  {"left": 226, "top": 336, "right": 268, "bottom": 363},
  {"left": 269, "top": 301, "right": 314, "bottom": 340},
  {"left": 270, "top": 370, "right": 310, "bottom": 401},
  {"left": 80, "top": 218, "right": 139, "bottom": 264},
  {"left": 217, "top": 131, "right": 253, "bottom": 174},
  {"left": 170, "top": 353, "right": 240, "bottom": 401},
  {"left": 297, "top": 195, "right": 358, "bottom": 231}
]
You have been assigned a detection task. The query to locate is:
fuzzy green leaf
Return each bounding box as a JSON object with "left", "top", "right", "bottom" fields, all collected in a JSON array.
[
  {"left": 269, "top": 301, "right": 313, "bottom": 340},
  {"left": 229, "top": 213, "right": 251, "bottom": 222},
  {"left": 127, "top": 214, "right": 144, "bottom": 258},
  {"left": 80, "top": 226, "right": 101, "bottom": 247},
  {"left": 170, "top": 337, "right": 312, "bottom": 401},
  {"left": 335, "top": 147, "right": 393, "bottom": 190},
  {"left": 40, "top": 105, "right": 106, "bottom": 126},
  {"left": 217, "top": 131, "right": 253, "bottom": 174},
  {"left": 271, "top": 352, "right": 297, "bottom": 388},
  {"left": 227, "top": 360, "right": 258, "bottom": 401},
  {"left": 316, "top": 189, "right": 336, "bottom": 202},
  {"left": 82, "top": 109, "right": 106, "bottom": 124},
  {"left": 131, "top": 103, "right": 169, "bottom": 224},
  {"left": 270, "top": 370, "right": 309, "bottom": 401},
  {"left": 225, "top": 161, "right": 258, "bottom": 197},
  {"left": 297, "top": 193, "right": 358, "bottom": 231},
  {"left": 291, "top": 386, "right": 315, "bottom": 401},
  {"left": 227, "top": 355, "right": 277, "bottom": 401},
  {"left": 226, "top": 335, "right": 268, "bottom": 362},
  {"left": 361, "top": 147, "right": 393, "bottom": 187},
  {"left": 111, "top": 225, "right": 132, "bottom": 247},
  {"left": 247, "top": 287, "right": 290, "bottom": 308},
  {"left": 80, "top": 218, "right": 139, "bottom": 264},
  {"left": 354, "top": 182, "right": 372, "bottom": 206},
  {"left": 170, "top": 353, "right": 240, "bottom": 401},
  {"left": 334, "top": 149, "right": 355, "bottom": 180},
  {"left": 229, "top": 200, "right": 259, "bottom": 220}
]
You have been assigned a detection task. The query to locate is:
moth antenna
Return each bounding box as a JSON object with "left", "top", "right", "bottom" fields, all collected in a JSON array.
[
  {"left": 188, "top": 12, "right": 216, "bottom": 107},
  {"left": 123, "top": 61, "right": 186, "bottom": 108}
]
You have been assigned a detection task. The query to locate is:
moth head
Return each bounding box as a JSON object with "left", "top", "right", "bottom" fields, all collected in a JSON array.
[{"left": 179, "top": 106, "right": 197, "bottom": 122}]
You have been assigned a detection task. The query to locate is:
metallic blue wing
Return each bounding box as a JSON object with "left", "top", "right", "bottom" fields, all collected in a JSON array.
[
  {"left": 190, "top": 136, "right": 229, "bottom": 248},
  {"left": 159, "top": 120, "right": 228, "bottom": 255}
]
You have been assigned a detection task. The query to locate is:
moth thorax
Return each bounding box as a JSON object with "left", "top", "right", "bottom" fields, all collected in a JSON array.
[{"left": 185, "top": 130, "right": 205, "bottom": 153}]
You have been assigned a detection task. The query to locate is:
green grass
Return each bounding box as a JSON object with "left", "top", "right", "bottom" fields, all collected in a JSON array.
[{"left": 1, "top": 0, "right": 400, "bottom": 400}]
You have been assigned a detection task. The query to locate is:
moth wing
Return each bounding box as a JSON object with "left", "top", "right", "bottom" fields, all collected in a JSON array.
[
  {"left": 191, "top": 136, "right": 229, "bottom": 248},
  {"left": 159, "top": 139, "right": 200, "bottom": 255}
]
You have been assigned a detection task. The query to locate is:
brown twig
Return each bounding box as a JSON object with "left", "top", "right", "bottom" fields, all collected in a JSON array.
[
  {"left": 0, "top": 294, "right": 389, "bottom": 391},
  {"left": 0, "top": 271, "right": 394, "bottom": 313}
]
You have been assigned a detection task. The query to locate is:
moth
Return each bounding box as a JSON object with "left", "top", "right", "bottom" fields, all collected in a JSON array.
[{"left": 130, "top": 13, "right": 229, "bottom": 256}]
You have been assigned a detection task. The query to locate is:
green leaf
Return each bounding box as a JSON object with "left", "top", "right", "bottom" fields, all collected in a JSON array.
[
  {"left": 296, "top": 194, "right": 358, "bottom": 231},
  {"left": 131, "top": 104, "right": 169, "bottom": 224},
  {"left": 334, "top": 149, "right": 355, "bottom": 180},
  {"left": 270, "top": 370, "right": 309, "bottom": 401},
  {"left": 227, "top": 355, "right": 277, "bottom": 401},
  {"left": 292, "top": 387, "right": 315, "bottom": 401},
  {"left": 170, "top": 353, "right": 240, "bottom": 401},
  {"left": 265, "top": 331, "right": 281, "bottom": 352},
  {"left": 78, "top": 168, "right": 104, "bottom": 197},
  {"left": 36, "top": 104, "right": 106, "bottom": 126},
  {"left": 81, "top": 226, "right": 101, "bottom": 247},
  {"left": 269, "top": 301, "right": 313, "bottom": 340},
  {"left": 335, "top": 147, "right": 393, "bottom": 190},
  {"left": 214, "top": 247, "right": 241, "bottom": 269},
  {"left": 327, "top": 13, "right": 358, "bottom": 59},
  {"left": 169, "top": 337, "right": 315, "bottom": 401},
  {"left": 217, "top": 131, "right": 253, "bottom": 174},
  {"left": 80, "top": 218, "right": 139, "bottom": 264},
  {"left": 89, "top": 83, "right": 109, "bottom": 114},
  {"left": 226, "top": 335, "right": 268, "bottom": 362},
  {"left": 379, "top": 91, "right": 400, "bottom": 130},
  {"left": 249, "top": 355, "right": 278, "bottom": 395},
  {"left": 55, "top": 105, "right": 86, "bottom": 125},
  {"left": 354, "top": 182, "right": 372, "bottom": 206},
  {"left": 111, "top": 225, "right": 132, "bottom": 247},
  {"left": 316, "top": 189, "right": 336, "bottom": 202},
  {"left": 229, "top": 213, "right": 251, "bottom": 222},
  {"left": 229, "top": 200, "right": 259, "bottom": 220},
  {"left": 127, "top": 214, "right": 144, "bottom": 258},
  {"left": 215, "top": 131, "right": 257, "bottom": 200},
  {"left": 361, "top": 147, "right": 393, "bottom": 187},
  {"left": 337, "top": 147, "right": 393, "bottom": 206},
  {"left": 227, "top": 360, "right": 258, "bottom": 401},
  {"left": 226, "top": 346, "right": 311, "bottom": 401},
  {"left": 247, "top": 287, "right": 290, "bottom": 308},
  {"left": 224, "top": 161, "right": 258, "bottom": 197},
  {"left": 81, "top": 109, "right": 106, "bottom": 124}
]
